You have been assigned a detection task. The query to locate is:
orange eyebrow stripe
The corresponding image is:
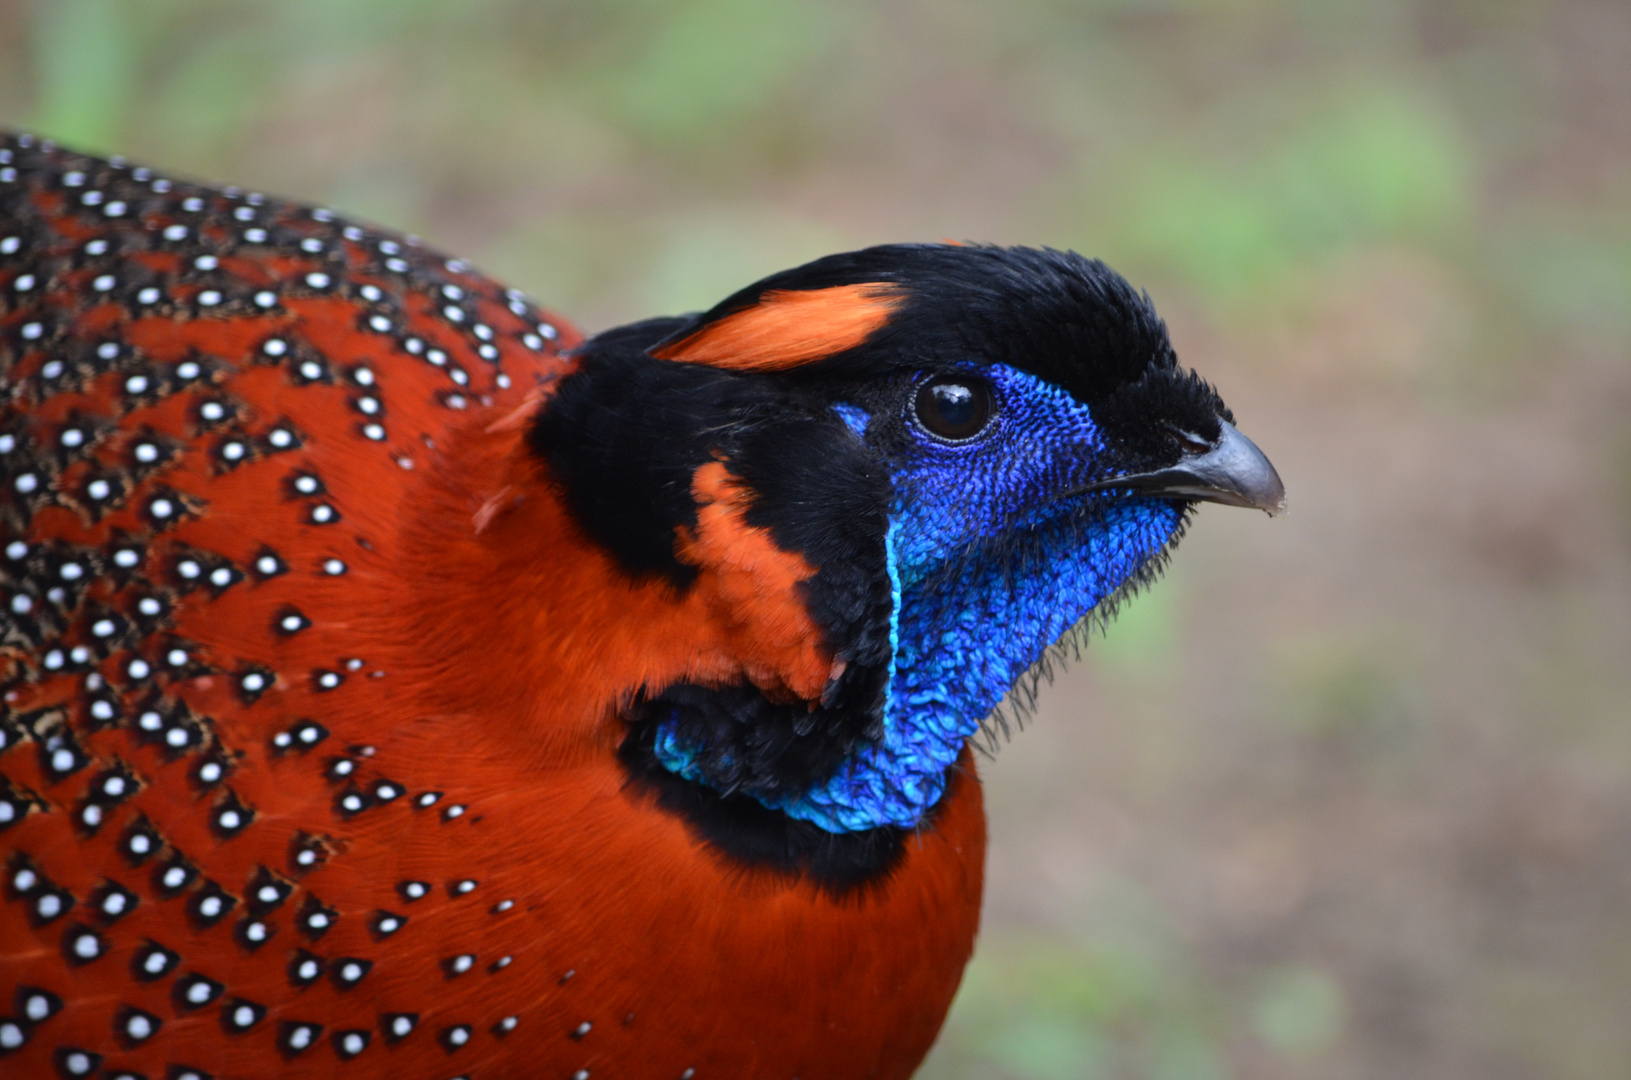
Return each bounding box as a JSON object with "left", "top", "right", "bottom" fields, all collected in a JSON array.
[{"left": 651, "top": 283, "right": 905, "bottom": 370}]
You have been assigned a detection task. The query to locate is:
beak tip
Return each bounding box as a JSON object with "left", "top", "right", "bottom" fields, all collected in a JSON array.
[
  {"left": 1254, "top": 470, "right": 1287, "bottom": 519},
  {"left": 1205, "top": 420, "right": 1285, "bottom": 518}
]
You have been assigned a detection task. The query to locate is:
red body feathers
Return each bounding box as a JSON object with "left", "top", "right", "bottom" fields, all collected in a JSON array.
[{"left": 1, "top": 135, "right": 983, "bottom": 1079}]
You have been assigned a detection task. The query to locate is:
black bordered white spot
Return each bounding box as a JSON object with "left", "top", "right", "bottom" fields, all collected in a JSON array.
[
  {"left": 244, "top": 867, "right": 293, "bottom": 915},
  {"left": 236, "top": 666, "right": 275, "bottom": 704},
  {"left": 131, "top": 940, "right": 179, "bottom": 981},
  {"left": 288, "top": 471, "right": 324, "bottom": 497},
  {"left": 382, "top": 1012, "right": 418, "bottom": 1044},
  {"left": 397, "top": 880, "right": 430, "bottom": 903},
  {"left": 297, "top": 894, "right": 337, "bottom": 939},
  {"left": 263, "top": 423, "right": 301, "bottom": 452},
  {"left": 194, "top": 754, "right": 229, "bottom": 788},
  {"left": 172, "top": 973, "right": 224, "bottom": 1011},
  {"left": 253, "top": 547, "right": 289, "bottom": 579},
  {"left": 330, "top": 957, "right": 372, "bottom": 990},
  {"left": 62, "top": 923, "right": 104, "bottom": 964},
  {"left": 120, "top": 817, "right": 161, "bottom": 865},
  {"left": 234, "top": 914, "right": 273, "bottom": 951},
  {"left": 31, "top": 882, "right": 74, "bottom": 924},
  {"left": 449, "top": 878, "right": 477, "bottom": 897},
  {"left": 53, "top": 1047, "right": 100, "bottom": 1077},
  {"left": 143, "top": 492, "right": 184, "bottom": 526},
  {"left": 206, "top": 562, "right": 241, "bottom": 592},
  {"left": 152, "top": 852, "right": 197, "bottom": 897},
  {"left": 332, "top": 1028, "right": 371, "bottom": 1060},
  {"left": 288, "top": 950, "right": 325, "bottom": 988},
  {"left": 210, "top": 792, "right": 254, "bottom": 839},
  {"left": 196, "top": 397, "right": 232, "bottom": 426},
  {"left": 439, "top": 1025, "right": 472, "bottom": 1053},
  {"left": 215, "top": 436, "right": 251, "bottom": 467},
  {"left": 370, "top": 910, "right": 405, "bottom": 938},
  {"left": 17, "top": 987, "right": 62, "bottom": 1025},
  {"left": 220, "top": 998, "right": 266, "bottom": 1033},
  {"left": 115, "top": 1005, "right": 162, "bottom": 1046},
  {"left": 334, "top": 785, "right": 370, "bottom": 818},
  {"left": 188, "top": 880, "right": 237, "bottom": 928},
  {"left": 91, "top": 880, "right": 138, "bottom": 922},
  {"left": 279, "top": 1020, "right": 324, "bottom": 1056},
  {"left": 129, "top": 593, "right": 166, "bottom": 623},
  {"left": 42, "top": 738, "right": 89, "bottom": 781}
]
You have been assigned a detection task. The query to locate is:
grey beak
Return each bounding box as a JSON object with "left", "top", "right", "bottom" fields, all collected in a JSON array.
[{"left": 1081, "top": 420, "right": 1286, "bottom": 516}]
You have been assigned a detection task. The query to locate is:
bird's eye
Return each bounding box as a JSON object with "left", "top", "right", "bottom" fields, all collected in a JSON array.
[{"left": 913, "top": 377, "right": 995, "bottom": 442}]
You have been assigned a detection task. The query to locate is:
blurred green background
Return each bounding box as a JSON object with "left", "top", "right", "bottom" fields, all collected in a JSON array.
[{"left": 4, "top": 1, "right": 1628, "bottom": 1076}]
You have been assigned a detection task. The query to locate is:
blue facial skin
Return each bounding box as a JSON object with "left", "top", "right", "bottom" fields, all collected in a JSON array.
[{"left": 656, "top": 363, "right": 1187, "bottom": 833}]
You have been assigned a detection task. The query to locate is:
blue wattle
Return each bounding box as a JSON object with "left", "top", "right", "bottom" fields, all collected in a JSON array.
[{"left": 763, "top": 496, "right": 1182, "bottom": 832}]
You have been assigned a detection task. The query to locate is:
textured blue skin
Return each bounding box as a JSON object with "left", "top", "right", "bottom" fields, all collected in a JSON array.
[{"left": 656, "top": 365, "right": 1186, "bottom": 833}]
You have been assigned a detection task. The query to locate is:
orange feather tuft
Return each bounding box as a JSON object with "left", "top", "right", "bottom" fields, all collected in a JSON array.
[{"left": 650, "top": 284, "right": 904, "bottom": 370}]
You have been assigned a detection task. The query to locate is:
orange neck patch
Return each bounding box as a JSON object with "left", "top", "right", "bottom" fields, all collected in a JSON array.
[{"left": 651, "top": 283, "right": 904, "bottom": 370}]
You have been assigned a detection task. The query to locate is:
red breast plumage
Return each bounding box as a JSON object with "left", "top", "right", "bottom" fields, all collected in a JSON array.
[{"left": 1, "top": 133, "right": 984, "bottom": 1079}]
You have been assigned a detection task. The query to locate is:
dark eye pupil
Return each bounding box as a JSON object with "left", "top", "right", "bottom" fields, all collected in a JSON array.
[{"left": 915, "top": 378, "right": 993, "bottom": 440}]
